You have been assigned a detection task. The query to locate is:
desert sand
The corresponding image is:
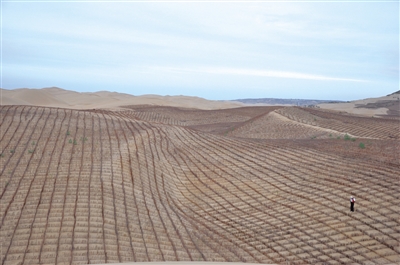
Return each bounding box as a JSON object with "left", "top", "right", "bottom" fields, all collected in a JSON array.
[
  {"left": 317, "top": 93, "right": 400, "bottom": 117},
  {"left": 97, "top": 261, "right": 275, "bottom": 265},
  {"left": 1, "top": 89, "right": 399, "bottom": 265},
  {"left": 0, "top": 87, "right": 244, "bottom": 110},
  {"left": 3, "top": 87, "right": 399, "bottom": 118}
]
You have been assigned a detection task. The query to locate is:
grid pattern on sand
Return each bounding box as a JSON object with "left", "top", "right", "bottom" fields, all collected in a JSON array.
[
  {"left": 277, "top": 107, "right": 400, "bottom": 140},
  {"left": 227, "top": 111, "right": 342, "bottom": 139},
  {"left": 120, "top": 105, "right": 278, "bottom": 128},
  {"left": 0, "top": 106, "right": 399, "bottom": 265}
]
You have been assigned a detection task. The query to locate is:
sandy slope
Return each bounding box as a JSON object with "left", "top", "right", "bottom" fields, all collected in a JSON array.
[
  {"left": 318, "top": 93, "right": 400, "bottom": 116},
  {"left": 1, "top": 105, "right": 399, "bottom": 264},
  {"left": 2, "top": 87, "right": 399, "bottom": 116},
  {"left": 97, "top": 261, "right": 274, "bottom": 265},
  {"left": 0, "top": 87, "right": 244, "bottom": 110}
]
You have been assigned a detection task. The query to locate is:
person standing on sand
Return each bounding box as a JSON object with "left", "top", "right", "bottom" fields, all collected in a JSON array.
[{"left": 350, "top": 196, "right": 355, "bottom": 212}]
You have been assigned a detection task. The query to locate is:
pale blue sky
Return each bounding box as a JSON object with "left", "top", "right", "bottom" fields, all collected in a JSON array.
[{"left": 2, "top": 1, "right": 399, "bottom": 100}]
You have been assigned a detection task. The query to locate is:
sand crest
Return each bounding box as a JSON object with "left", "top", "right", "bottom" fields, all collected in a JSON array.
[
  {"left": 318, "top": 93, "right": 400, "bottom": 117},
  {"left": 1, "top": 87, "right": 244, "bottom": 110}
]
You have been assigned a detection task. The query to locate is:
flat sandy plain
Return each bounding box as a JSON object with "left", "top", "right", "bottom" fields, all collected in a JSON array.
[{"left": 0, "top": 88, "right": 399, "bottom": 265}]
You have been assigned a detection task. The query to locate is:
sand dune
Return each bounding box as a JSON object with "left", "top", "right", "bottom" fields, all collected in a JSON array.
[
  {"left": 1, "top": 88, "right": 398, "bottom": 265},
  {"left": 317, "top": 92, "right": 400, "bottom": 117},
  {"left": 3, "top": 87, "right": 399, "bottom": 117},
  {"left": 97, "top": 261, "right": 274, "bottom": 265},
  {"left": 1, "top": 87, "right": 244, "bottom": 110},
  {"left": 97, "top": 261, "right": 273, "bottom": 265},
  {"left": 1, "top": 105, "right": 398, "bottom": 264}
]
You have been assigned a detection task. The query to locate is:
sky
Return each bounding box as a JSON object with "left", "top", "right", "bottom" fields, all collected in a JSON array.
[{"left": 1, "top": 0, "right": 399, "bottom": 101}]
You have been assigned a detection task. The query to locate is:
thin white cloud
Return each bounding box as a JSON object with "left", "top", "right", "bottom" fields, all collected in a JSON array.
[
  {"left": 3, "top": 2, "right": 396, "bottom": 99},
  {"left": 159, "top": 66, "right": 367, "bottom": 82}
]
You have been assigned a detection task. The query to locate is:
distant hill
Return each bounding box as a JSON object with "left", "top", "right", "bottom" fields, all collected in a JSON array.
[
  {"left": 387, "top": 90, "right": 400, "bottom": 96},
  {"left": 318, "top": 91, "right": 400, "bottom": 118},
  {"left": 232, "top": 98, "right": 344, "bottom": 106},
  {"left": 0, "top": 87, "right": 244, "bottom": 110}
]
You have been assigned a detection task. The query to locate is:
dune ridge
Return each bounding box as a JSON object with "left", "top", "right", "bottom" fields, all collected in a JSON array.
[
  {"left": 1, "top": 89, "right": 399, "bottom": 265},
  {"left": 317, "top": 92, "right": 400, "bottom": 117},
  {"left": 1, "top": 87, "right": 244, "bottom": 110},
  {"left": 3, "top": 87, "right": 399, "bottom": 119}
]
